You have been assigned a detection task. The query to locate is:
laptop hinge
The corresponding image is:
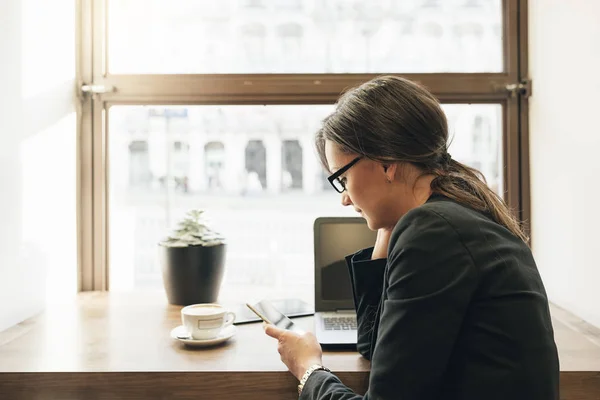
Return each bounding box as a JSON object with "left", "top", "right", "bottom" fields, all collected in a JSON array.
[{"left": 335, "top": 309, "right": 355, "bottom": 313}]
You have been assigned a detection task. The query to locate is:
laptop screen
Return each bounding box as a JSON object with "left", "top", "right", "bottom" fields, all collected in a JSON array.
[{"left": 314, "top": 217, "right": 378, "bottom": 312}]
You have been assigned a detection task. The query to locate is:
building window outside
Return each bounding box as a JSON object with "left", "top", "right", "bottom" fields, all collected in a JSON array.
[
  {"left": 282, "top": 140, "right": 303, "bottom": 190},
  {"left": 274, "top": 0, "right": 302, "bottom": 10},
  {"left": 242, "top": 0, "right": 266, "bottom": 9},
  {"left": 277, "top": 23, "right": 303, "bottom": 71},
  {"left": 245, "top": 140, "right": 267, "bottom": 191},
  {"left": 204, "top": 141, "right": 225, "bottom": 191},
  {"left": 240, "top": 23, "right": 266, "bottom": 70}
]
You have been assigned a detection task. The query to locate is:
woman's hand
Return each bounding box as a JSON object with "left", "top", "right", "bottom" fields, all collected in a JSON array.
[
  {"left": 372, "top": 228, "right": 393, "bottom": 260},
  {"left": 264, "top": 324, "right": 323, "bottom": 381}
]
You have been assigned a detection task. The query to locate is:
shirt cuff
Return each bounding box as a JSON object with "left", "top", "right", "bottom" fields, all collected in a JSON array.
[
  {"left": 345, "top": 247, "right": 387, "bottom": 310},
  {"left": 349, "top": 249, "right": 386, "bottom": 295}
]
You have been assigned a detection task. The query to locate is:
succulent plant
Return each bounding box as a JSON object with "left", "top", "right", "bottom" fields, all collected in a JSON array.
[{"left": 160, "top": 209, "right": 225, "bottom": 248}]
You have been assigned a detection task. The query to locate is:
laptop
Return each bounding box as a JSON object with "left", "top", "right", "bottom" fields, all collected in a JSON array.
[{"left": 313, "top": 217, "right": 378, "bottom": 347}]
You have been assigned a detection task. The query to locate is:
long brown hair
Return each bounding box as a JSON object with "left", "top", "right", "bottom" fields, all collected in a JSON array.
[{"left": 315, "top": 75, "right": 528, "bottom": 243}]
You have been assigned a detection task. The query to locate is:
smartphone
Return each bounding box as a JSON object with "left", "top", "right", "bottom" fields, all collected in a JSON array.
[
  {"left": 246, "top": 300, "right": 303, "bottom": 333},
  {"left": 234, "top": 299, "right": 313, "bottom": 325}
]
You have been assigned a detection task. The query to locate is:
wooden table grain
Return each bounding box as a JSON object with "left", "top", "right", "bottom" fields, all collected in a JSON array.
[{"left": 0, "top": 292, "right": 598, "bottom": 400}]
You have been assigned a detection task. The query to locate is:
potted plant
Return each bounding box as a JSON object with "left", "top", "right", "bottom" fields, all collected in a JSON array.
[{"left": 159, "top": 210, "right": 226, "bottom": 306}]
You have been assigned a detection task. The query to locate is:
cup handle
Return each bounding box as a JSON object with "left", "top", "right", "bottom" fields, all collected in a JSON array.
[{"left": 223, "top": 311, "right": 236, "bottom": 328}]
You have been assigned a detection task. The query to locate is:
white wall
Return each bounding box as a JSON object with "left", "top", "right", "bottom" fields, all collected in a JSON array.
[
  {"left": 529, "top": 0, "right": 600, "bottom": 328},
  {"left": 0, "top": 0, "right": 77, "bottom": 332}
]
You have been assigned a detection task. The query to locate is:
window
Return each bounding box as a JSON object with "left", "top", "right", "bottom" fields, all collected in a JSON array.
[
  {"left": 127, "top": 140, "right": 150, "bottom": 188},
  {"left": 107, "top": 0, "right": 503, "bottom": 73},
  {"left": 277, "top": 24, "right": 304, "bottom": 71},
  {"left": 423, "top": 0, "right": 442, "bottom": 7},
  {"left": 107, "top": 104, "right": 501, "bottom": 300},
  {"left": 275, "top": 0, "right": 302, "bottom": 10},
  {"left": 205, "top": 142, "right": 226, "bottom": 191},
  {"left": 80, "top": 0, "right": 529, "bottom": 299},
  {"left": 240, "top": 23, "right": 267, "bottom": 70},
  {"left": 242, "top": 0, "right": 266, "bottom": 9},
  {"left": 282, "top": 140, "right": 303, "bottom": 190}
]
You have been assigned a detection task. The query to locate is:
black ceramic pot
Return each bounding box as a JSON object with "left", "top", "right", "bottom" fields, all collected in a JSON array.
[{"left": 159, "top": 243, "right": 226, "bottom": 306}]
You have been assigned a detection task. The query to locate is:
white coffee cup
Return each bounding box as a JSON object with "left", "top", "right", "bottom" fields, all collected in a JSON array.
[{"left": 181, "top": 303, "right": 236, "bottom": 340}]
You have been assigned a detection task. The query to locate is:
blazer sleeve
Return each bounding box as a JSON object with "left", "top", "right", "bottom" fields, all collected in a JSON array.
[
  {"left": 345, "top": 248, "right": 387, "bottom": 360},
  {"left": 300, "top": 208, "right": 480, "bottom": 400}
]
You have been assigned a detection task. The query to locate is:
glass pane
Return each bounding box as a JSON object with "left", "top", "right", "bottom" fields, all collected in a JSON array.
[
  {"left": 108, "top": 104, "right": 502, "bottom": 303},
  {"left": 445, "top": 104, "right": 503, "bottom": 195},
  {"left": 108, "top": 0, "right": 503, "bottom": 74}
]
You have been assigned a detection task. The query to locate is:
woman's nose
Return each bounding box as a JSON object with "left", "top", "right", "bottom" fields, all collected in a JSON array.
[{"left": 341, "top": 192, "right": 353, "bottom": 207}]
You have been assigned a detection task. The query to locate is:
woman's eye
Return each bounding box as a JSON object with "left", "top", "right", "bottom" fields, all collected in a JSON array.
[{"left": 339, "top": 177, "right": 347, "bottom": 186}]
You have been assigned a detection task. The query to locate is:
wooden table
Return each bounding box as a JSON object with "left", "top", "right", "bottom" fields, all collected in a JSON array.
[{"left": 0, "top": 292, "right": 599, "bottom": 400}]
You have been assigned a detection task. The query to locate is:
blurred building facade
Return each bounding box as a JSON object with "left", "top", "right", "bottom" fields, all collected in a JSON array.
[{"left": 107, "top": 0, "right": 503, "bottom": 296}]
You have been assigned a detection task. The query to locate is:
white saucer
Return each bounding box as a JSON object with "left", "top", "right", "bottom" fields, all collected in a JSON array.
[{"left": 170, "top": 325, "right": 237, "bottom": 348}]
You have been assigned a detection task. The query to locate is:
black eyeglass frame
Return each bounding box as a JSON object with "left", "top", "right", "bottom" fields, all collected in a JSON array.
[{"left": 327, "top": 156, "right": 363, "bottom": 193}]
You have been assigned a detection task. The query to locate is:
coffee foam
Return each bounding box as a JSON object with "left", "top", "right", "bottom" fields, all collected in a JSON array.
[{"left": 184, "top": 305, "right": 223, "bottom": 316}]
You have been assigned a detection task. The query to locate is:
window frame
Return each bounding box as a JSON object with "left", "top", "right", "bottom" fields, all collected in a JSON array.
[{"left": 76, "top": 0, "right": 529, "bottom": 291}]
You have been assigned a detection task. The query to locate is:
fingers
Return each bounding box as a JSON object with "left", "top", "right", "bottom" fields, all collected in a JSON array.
[{"left": 263, "top": 323, "right": 285, "bottom": 340}]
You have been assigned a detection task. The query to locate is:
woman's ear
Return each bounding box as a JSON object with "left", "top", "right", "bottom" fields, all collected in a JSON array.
[{"left": 382, "top": 163, "right": 397, "bottom": 183}]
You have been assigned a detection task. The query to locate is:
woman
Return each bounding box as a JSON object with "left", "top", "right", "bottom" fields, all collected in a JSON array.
[{"left": 264, "top": 76, "right": 559, "bottom": 400}]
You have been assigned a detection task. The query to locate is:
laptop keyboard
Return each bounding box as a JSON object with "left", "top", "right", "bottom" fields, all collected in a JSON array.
[{"left": 323, "top": 316, "right": 357, "bottom": 331}]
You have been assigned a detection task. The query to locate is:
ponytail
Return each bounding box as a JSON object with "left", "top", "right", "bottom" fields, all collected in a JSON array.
[{"left": 430, "top": 158, "right": 529, "bottom": 244}]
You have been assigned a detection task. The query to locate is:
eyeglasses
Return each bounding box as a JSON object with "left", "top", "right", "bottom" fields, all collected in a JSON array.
[{"left": 327, "top": 157, "right": 362, "bottom": 193}]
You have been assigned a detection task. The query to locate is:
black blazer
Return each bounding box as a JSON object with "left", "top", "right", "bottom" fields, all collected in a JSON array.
[{"left": 301, "top": 194, "right": 559, "bottom": 400}]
